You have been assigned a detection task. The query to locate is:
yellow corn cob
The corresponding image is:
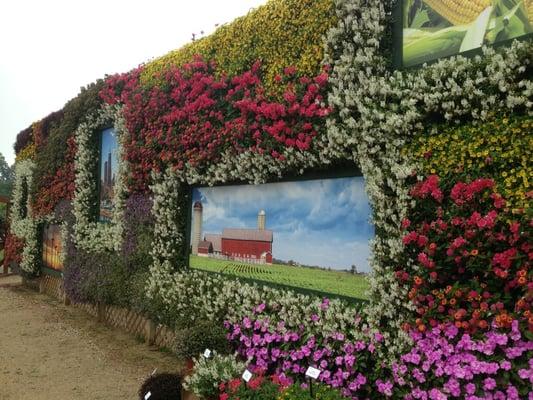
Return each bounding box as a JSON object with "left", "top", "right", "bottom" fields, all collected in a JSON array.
[
  {"left": 423, "top": 0, "right": 492, "bottom": 26},
  {"left": 526, "top": 0, "right": 533, "bottom": 23}
]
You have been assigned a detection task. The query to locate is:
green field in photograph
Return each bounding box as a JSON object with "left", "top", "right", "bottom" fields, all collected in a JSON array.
[
  {"left": 190, "top": 255, "right": 370, "bottom": 300},
  {"left": 403, "top": 0, "right": 533, "bottom": 67}
]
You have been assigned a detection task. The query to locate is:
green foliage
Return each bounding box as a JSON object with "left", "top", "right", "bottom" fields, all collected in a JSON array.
[
  {"left": 0, "top": 153, "right": 13, "bottom": 185},
  {"left": 0, "top": 183, "right": 12, "bottom": 198},
  {"left": 174, "top": 320, "right": 231, "bottom": 360},
  {"left": 279, "top": 383, "right": 350, "bottom": 400}
]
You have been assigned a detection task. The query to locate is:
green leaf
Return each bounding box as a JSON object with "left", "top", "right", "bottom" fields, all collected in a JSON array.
[
  {"left": 411, "top": 9, "right": 430, "bottom": 29},
  {"left": 403, "top": 25, "right": 468, "bottom": 67},
  {"left": 460, "top": 6, "right": 493, "bottom": 52},
  {"left": 487, "top": 0, "right": 533, "bottom": 42},
  {"left": 404, "top": 0, "right": 415, "bottom": 27}
]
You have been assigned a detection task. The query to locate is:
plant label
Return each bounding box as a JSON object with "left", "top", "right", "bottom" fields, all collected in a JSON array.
[
  {"left": 242, "top": 369, "right": 253, "bottom": 382},
  {"left": 203, "top": 348, "right": 212, "bottom": 358},
  {"left": 144, "top": 391, "right": 152, "bottom": 400},
  {"left": 305, "top": 366, "right": 321, "bottom": 379}
]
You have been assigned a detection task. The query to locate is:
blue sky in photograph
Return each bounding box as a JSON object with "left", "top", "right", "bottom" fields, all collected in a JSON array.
[
  {"left": 192, "top": 177, "right": 374, "bottom": 272},
  {"left": 100, "top": 128, "right": 118, "bottom": 182}
]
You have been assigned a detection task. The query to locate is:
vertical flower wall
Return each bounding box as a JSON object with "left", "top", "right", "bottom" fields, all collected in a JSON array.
[{"left": 7, "top": 0, "right": 532, "bottom": 397}]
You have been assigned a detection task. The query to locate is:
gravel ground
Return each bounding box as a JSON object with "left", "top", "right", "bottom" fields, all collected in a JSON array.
[{"left": 0, "top": 277, "right": 182, "bottom": 400}]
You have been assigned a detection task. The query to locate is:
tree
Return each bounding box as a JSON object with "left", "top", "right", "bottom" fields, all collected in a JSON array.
[
  {"left": 0, "top": 153, "right": 13, "bottom": 197},
  {"left": 350, "top": 264, "right": 358, "bottom": 274}
]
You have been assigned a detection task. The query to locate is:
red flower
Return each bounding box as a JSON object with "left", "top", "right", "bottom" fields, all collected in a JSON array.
[{"left": 228, "top": 378, "right": 241, "bottom": 392}]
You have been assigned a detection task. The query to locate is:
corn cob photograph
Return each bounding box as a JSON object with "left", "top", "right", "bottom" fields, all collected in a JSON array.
[{"left": 403, "top": 0, "right": 533, "bottom": 67}]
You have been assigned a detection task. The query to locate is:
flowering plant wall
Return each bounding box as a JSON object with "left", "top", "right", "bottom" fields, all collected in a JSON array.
[
  {"left": 400, "top": 176, "right": 531, "bottom": 334},
  {"left": 101, "top": 59, "right": 332, "bottom": 193},
  {"left": 140, "top": 0, "right": 336, "bottom": 94},
  {"left": 324, "top": 0, "right": 532, "bottom": 356},
  {"left": 407, "top": 114, "right": 532, "bottom": 213},
  {"left": 7, "top": 0, "right": 533, "bottom": 396}
]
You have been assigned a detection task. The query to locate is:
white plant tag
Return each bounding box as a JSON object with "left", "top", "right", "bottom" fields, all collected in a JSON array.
[
  {"left": 203, "top": 348, "right": 212, "bottom": 358},
  {"left": 144, "top": 391, "right": 152, "bottom": 400},
  {"left": 242, "top": 369, "right": 253, "bottom": 382},
  {"left": 305, "top": 366, "right": 321, "bottom": 379}
]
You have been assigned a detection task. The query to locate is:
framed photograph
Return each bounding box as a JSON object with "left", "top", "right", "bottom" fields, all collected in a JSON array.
[
  {"left": 42, "top": 223, "right": 63, "bottom": 271},
  {"left": 188, "top": 174, "right": 374, "bottom": 300},
  {"left": 99, "top": 127, "right": 118, "bottom": 222},
  {"left": 400, "top": 0, "right": 533, "bottom": 68}
]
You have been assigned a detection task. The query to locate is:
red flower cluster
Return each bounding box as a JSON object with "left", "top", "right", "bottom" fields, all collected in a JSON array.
[
  {"left": 218, "top": 373, "right": 289, "bottom": 400},
  {"left": 100, "top": 57, "right": 331, "bottom": 193},
  {"left": 4, "top": 234, "right": 24, "bottom": 266},
  {"left": 32, "top": 136, "right": 77, "bottom": 217},
  {"left": 399, "top": 176, "right": 532, "bottom": 334},
  {"left": 409, "top": 175, "right": 443, "bottom": 202}
]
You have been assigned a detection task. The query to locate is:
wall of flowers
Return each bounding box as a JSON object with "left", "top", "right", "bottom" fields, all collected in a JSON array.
[{"left": 8, "top": 0, "right": 532, "bottom": 398}]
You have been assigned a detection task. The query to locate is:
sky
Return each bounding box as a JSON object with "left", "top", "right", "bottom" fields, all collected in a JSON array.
[
  {"left": 0, "top": 0, "right": 268, "bottom": 166},
  {"left": 192, "top": 177, "right": 375, "bottom": 272}
]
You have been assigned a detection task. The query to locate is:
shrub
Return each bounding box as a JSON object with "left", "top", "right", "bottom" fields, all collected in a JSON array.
[
  {"left": 183, "top": 352, "right": 246, "bottom": 399},
  {"left": 138, "top": 373, "right": 181, "bottom": 400},
  {"left": 278, "top": 383, "right": 350, "bottom": 400},
  {"left": 174, "top": 320, "right": 231, "bottom": 360}
]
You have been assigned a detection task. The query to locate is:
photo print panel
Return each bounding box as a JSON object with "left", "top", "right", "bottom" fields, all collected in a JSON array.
[
  {"left": 42, "top": 224, "right": 63, "bottom": 271},
  {"left": 99, "top": 128, "right": 118, "bottom": 222},
  {"left": 402, "top": 0, "right": 533, "bottom": 67},
  {"left": 189, "top": 176, "right": 374, "bottom": 300}
]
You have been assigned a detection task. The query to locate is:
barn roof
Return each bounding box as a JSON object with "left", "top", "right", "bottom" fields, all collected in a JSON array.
[
  {"left": 222, "top": 228, "right": 273, "bottom": 243},
  {"left": 198, "top": 241, "right": 213, "bottom": 251},
  {"left": 204, "top": 234, "right": 222, "bottom": 252}
]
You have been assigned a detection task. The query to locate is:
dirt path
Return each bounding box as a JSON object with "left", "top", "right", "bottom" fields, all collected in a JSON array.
[{"left": 0, "top": 278, "right": 182, "bottom": 400}]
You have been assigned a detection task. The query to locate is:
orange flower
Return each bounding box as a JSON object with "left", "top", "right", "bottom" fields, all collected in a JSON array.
[{"left": 470, "top": 249, "right": 478, "bottom": 256}]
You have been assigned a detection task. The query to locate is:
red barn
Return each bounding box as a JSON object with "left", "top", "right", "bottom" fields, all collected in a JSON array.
[
  {"left": 192, "top": 206, "right": 274, "bottom": 264},
  {"left": 220, "top": 228, "right": 273, "bottom": 264}
]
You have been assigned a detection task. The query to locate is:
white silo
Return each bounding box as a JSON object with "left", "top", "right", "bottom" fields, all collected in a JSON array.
[
  {"left": 192, "top": 201, "right": 203, "bottom": 255},
  {"left": 257, "top": 209, "right": 266, "bottom": 230}
]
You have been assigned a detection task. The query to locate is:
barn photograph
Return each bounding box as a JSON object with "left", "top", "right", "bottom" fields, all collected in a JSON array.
[{"left": 190, "top": 176, "right": 374, "bottom": 272}]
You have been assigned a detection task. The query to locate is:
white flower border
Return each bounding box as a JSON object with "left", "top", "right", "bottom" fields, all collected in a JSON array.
[
  {"left": 10, "top": 159, "right": 40, "bottom": 275},
  {"left": 72, "top": 103, "right": 129, "bottom": 252}
]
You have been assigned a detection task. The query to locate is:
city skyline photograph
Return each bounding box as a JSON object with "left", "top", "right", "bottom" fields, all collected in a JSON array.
[{"left": 99, "top": 127, "right": 118, "bottom": 222}]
